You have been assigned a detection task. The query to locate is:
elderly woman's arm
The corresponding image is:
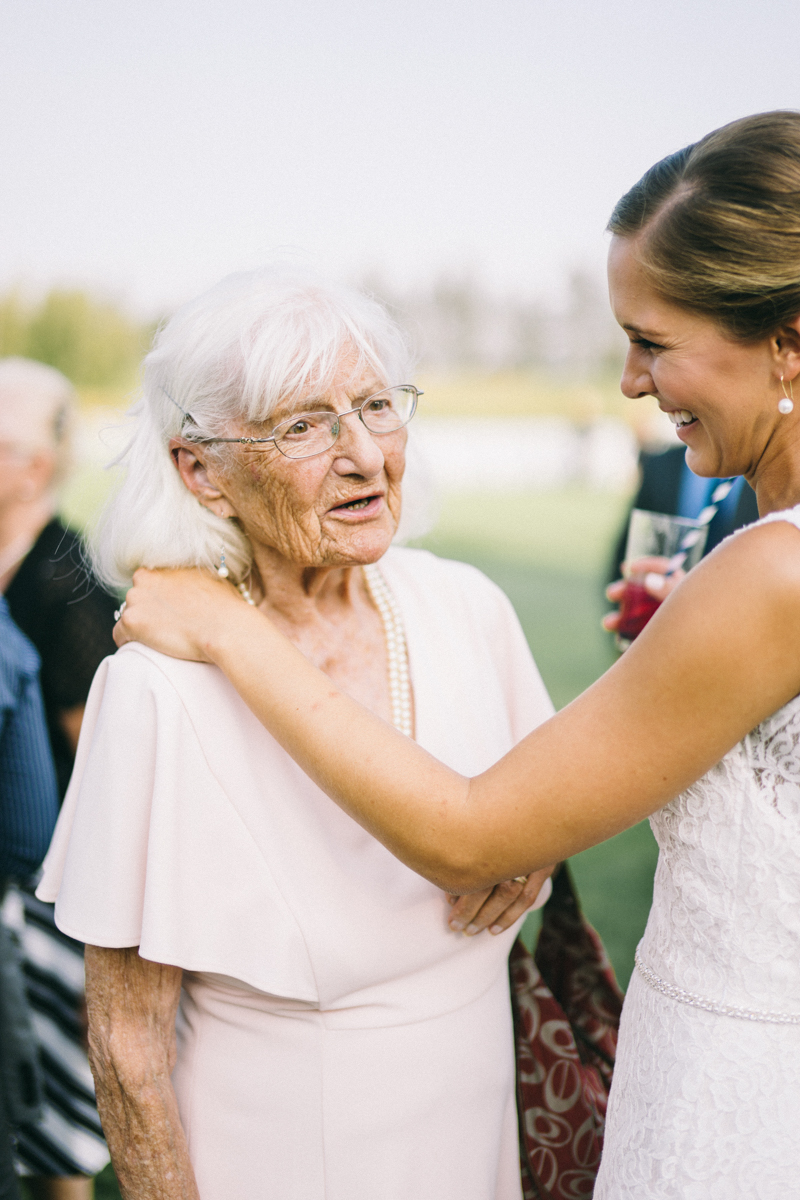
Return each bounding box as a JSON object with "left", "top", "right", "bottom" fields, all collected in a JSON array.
[{"left": 84, "top": 946, "right": 199, "bottom": 1200}]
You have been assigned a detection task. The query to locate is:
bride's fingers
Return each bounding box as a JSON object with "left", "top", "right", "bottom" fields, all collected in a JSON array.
[
  {"left": 622, "top": 555, "right": 671, "bottom": 578},
  {"left": 643, "top": 567, "right": 686, "bottom": 599}
]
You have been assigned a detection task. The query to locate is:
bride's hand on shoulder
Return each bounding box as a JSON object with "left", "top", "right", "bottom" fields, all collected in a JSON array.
[{"left": 113, "top": 568, "right": 255, "bottom": 662}]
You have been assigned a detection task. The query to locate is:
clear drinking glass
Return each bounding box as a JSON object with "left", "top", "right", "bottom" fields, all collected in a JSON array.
[{"left": 615, "top": 509, "right": 709, "bottom": 650}]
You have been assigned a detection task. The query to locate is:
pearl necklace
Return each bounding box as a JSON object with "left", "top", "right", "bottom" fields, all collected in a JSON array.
[
  {"left": 229, "top": 560, "right": 413, "bottom": 738},
  {"left": 362, "top": 563, "right": 413, "bottom": 737}
]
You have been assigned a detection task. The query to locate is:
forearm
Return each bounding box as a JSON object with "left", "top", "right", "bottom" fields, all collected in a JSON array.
[
  {"left": 91, "top": 1058, "right": 199, "bottom": 1200},
  {"left": 211, "top": 605, "right": 485, "bottom": 890},
  {"left": 85, "top": 947, "right": 197, "bottom": 1200}
]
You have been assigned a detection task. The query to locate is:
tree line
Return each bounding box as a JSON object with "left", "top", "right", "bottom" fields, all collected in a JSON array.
[
  {"left": 0, "top": 272, "right": 625, "bottom": 391},
  {"left": 0, "top": 291, "right": 152, "bottom": 389}
]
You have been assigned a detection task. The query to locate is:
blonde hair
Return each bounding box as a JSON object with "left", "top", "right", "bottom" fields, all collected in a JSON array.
[
  {"left": 0, "top": 356, "right": 75, "bottom": 485},
  {"left": 92, "top": 266, "right": 414, "bottom": 589},
  {"left": 608, "top": 110, "right": 800, "bottom": 340}
]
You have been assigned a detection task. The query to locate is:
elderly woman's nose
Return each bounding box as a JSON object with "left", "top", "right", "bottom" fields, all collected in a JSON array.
[{"left": 331, "top": 416, "right": 386, "bottom": 476}]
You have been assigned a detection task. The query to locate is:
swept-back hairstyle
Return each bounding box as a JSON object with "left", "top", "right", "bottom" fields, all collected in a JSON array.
[
  {"left": 92, "top": 267, "right": 414, "bottom": 589},
  {"left": 608, "top": 110, "right": 800, "bottom": 340}
]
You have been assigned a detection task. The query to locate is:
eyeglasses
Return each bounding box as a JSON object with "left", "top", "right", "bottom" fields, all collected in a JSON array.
[{"left": 183, "top": 384, "right": 422, "bottom": 461}]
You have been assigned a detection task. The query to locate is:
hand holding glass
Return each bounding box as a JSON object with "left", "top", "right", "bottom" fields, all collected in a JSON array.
[{"left": 611, "top": 509, "right": 708, "bottom": 650}]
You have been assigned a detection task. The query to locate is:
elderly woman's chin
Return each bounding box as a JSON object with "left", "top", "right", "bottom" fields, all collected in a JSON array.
[{"left": 320, "top": 494, "right": 402, "bottom": 566}]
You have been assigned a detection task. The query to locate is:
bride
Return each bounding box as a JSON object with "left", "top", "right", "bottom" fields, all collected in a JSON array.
[{"left": 114, "top": 110, "right": 800, "bottom": 1197}]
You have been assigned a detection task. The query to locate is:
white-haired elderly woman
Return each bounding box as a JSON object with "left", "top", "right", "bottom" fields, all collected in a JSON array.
[{"left": 36, "top": 269, "right": 555, "bottom": 1200}]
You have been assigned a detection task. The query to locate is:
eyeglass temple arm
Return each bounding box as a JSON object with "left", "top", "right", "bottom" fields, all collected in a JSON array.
[{"left": 182, "top": 386, "right": 421, "bottom": 444}]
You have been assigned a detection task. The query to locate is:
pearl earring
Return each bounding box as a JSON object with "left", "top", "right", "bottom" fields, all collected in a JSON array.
[
  {"left": 217, "top": 547, "right": 230, "bottom": 578},
  {"left": 779, "top": 375, "right": 794, "bottom": 415}
]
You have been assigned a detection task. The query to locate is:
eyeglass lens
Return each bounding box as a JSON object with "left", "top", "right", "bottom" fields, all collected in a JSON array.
[{"left": 272, "top": 386, "right": 417, "bottom": 459}]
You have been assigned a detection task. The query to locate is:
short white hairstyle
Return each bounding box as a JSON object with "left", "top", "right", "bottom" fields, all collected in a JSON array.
[
  {"left": 0, "top": 357, "right": 76, "bottom": 485},
  {"left": 92, "top": 266, "right": 416, "bottom": 589}
]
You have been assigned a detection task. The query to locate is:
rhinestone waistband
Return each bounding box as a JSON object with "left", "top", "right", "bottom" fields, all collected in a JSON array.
[{"left": 634, "top": 951, "right": 800, "bottom": 1026}]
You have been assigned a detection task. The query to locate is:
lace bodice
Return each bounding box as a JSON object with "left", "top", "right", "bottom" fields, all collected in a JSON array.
[
  {"left": 639, "top": 694, "right": 800, "bottom": 1012},
  {"left": 640, "top": 508, "right": 800, "bottom": 1013},
  {"left": 596, "top": 505, "right": 800, "bottom": 1198}
]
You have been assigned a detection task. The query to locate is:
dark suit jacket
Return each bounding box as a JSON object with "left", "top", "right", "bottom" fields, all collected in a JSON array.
[{"left": 609, "top": 445, "right": 760, "bottom": 584}]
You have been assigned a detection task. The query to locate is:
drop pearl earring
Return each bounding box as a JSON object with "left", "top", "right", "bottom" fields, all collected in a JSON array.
[
  {"left": 216, "top": 545, "right": 257, "bottom": 606},
  {"left": 779, "top": 376, "right": 794, "bottom": 415}
]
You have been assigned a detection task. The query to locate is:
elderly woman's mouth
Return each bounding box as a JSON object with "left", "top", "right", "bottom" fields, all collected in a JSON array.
[{"left": 329, "top": 494, "right": 384, "bottom": 517}]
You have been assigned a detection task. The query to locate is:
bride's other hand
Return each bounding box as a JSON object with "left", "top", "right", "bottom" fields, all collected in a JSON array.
[
  {"left": 447, "top": 865, "right": 555, "bottom": 936},
  {"left": 113, "top": 568, "right": 249, "bottom": 661},
  {"left": 602, "top": 555, "right": 687, "bottom": 632}
]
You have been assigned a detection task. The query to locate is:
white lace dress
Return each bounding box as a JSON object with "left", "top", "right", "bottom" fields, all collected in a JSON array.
[{"left": 595, "top": 506, "right": 800, "bottom": 1199}]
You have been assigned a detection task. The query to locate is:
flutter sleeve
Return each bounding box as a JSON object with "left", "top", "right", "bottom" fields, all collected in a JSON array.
[
  {"left": 37, "top": 648, "right": 170, "bottom": 944},
  {"left": 36, "top": 646, "right": 318, "bottom": 998}
]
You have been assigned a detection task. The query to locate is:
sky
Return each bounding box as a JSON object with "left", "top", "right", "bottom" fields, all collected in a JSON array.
[{"left": 2, "top": 0, "right": 798, "bottom": 314}]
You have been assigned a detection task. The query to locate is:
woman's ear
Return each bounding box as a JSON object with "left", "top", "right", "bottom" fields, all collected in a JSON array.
[
  {"left": 774, "top": 315, "right": 800, "bottom": 382},
  {"left": 169, "top": 440, "right": 237, "bottom": 519}
]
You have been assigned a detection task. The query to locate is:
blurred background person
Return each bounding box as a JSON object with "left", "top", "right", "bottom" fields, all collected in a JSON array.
[
  {"left": 0, "top": 358, "right": 116, "bottom": 1199},
  {"left": 0, "top": 596, "right": 59, "bottom": 1200}
]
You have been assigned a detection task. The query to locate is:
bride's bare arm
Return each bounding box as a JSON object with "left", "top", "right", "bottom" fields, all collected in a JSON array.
[{"left": 115, "top": 522, "right": 800, "bottom": 893}]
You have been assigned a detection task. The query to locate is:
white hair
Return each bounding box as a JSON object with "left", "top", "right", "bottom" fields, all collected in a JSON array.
[
  {"left": 92, "top": 266, "right": 418, "bottom": 589},
  {"left": 0, "top": 357, "right": 76, "bottom": 485}
]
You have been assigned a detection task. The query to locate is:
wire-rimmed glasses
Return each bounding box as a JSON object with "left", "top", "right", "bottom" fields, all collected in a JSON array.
[{"left": 183, "top": 384, "right": 422, "bottom": 461}]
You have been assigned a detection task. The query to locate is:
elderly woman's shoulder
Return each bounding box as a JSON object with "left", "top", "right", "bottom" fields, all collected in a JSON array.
[
  {"left": 381, "top": 546, "right": 516, "bottom": 618},
  {"left": 105, "top": 641, "right": 218, "bottom": 695}
]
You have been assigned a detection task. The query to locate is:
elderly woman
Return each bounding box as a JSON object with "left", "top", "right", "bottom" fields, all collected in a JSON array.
[{"left": 37, "top": 270, "right": 555, "bottom": 1200}]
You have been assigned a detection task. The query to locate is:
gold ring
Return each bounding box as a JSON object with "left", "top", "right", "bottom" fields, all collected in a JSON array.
[{"left": 512, "top": 875, "right": 528, "bottom": 885}]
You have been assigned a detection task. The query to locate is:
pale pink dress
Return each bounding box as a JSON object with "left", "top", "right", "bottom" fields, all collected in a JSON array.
[{"left": 37, "top": 548, "right": 554, "bottom": 1200}]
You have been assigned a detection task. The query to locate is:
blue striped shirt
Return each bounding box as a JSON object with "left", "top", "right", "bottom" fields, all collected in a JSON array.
[{"left": 0, "top": 597, "right": 58, "bottom": 879}]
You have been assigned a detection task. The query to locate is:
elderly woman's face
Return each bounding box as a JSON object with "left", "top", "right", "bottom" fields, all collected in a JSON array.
[{"left": 201, "top": 361, "right": 407, "bottom": 568}]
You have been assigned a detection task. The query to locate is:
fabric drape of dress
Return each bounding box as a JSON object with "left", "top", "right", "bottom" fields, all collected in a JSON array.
[
  {"left": 594, "top": 505, "right": 800, "bottom": 1199},
  {"left": 38, "top": 547, "right": 555, "bottom": 1200}
]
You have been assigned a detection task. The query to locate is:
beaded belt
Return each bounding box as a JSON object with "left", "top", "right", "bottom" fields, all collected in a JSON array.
[{"left": 634, "top": 950, "right": 800, "bottom": 1025}]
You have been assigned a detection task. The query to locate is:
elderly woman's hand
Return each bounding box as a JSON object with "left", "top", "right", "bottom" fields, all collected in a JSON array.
[
  {"left": 447, "top": 866, "right": 555, "bottom": 936},
  {"left": 114, "top": 567, "right": 255, "bottom": 661}
]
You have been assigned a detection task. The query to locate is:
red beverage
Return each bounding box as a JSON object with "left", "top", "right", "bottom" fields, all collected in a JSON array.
[{"left": 617, "top": 579, "right": 662, "bottom": 643}]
